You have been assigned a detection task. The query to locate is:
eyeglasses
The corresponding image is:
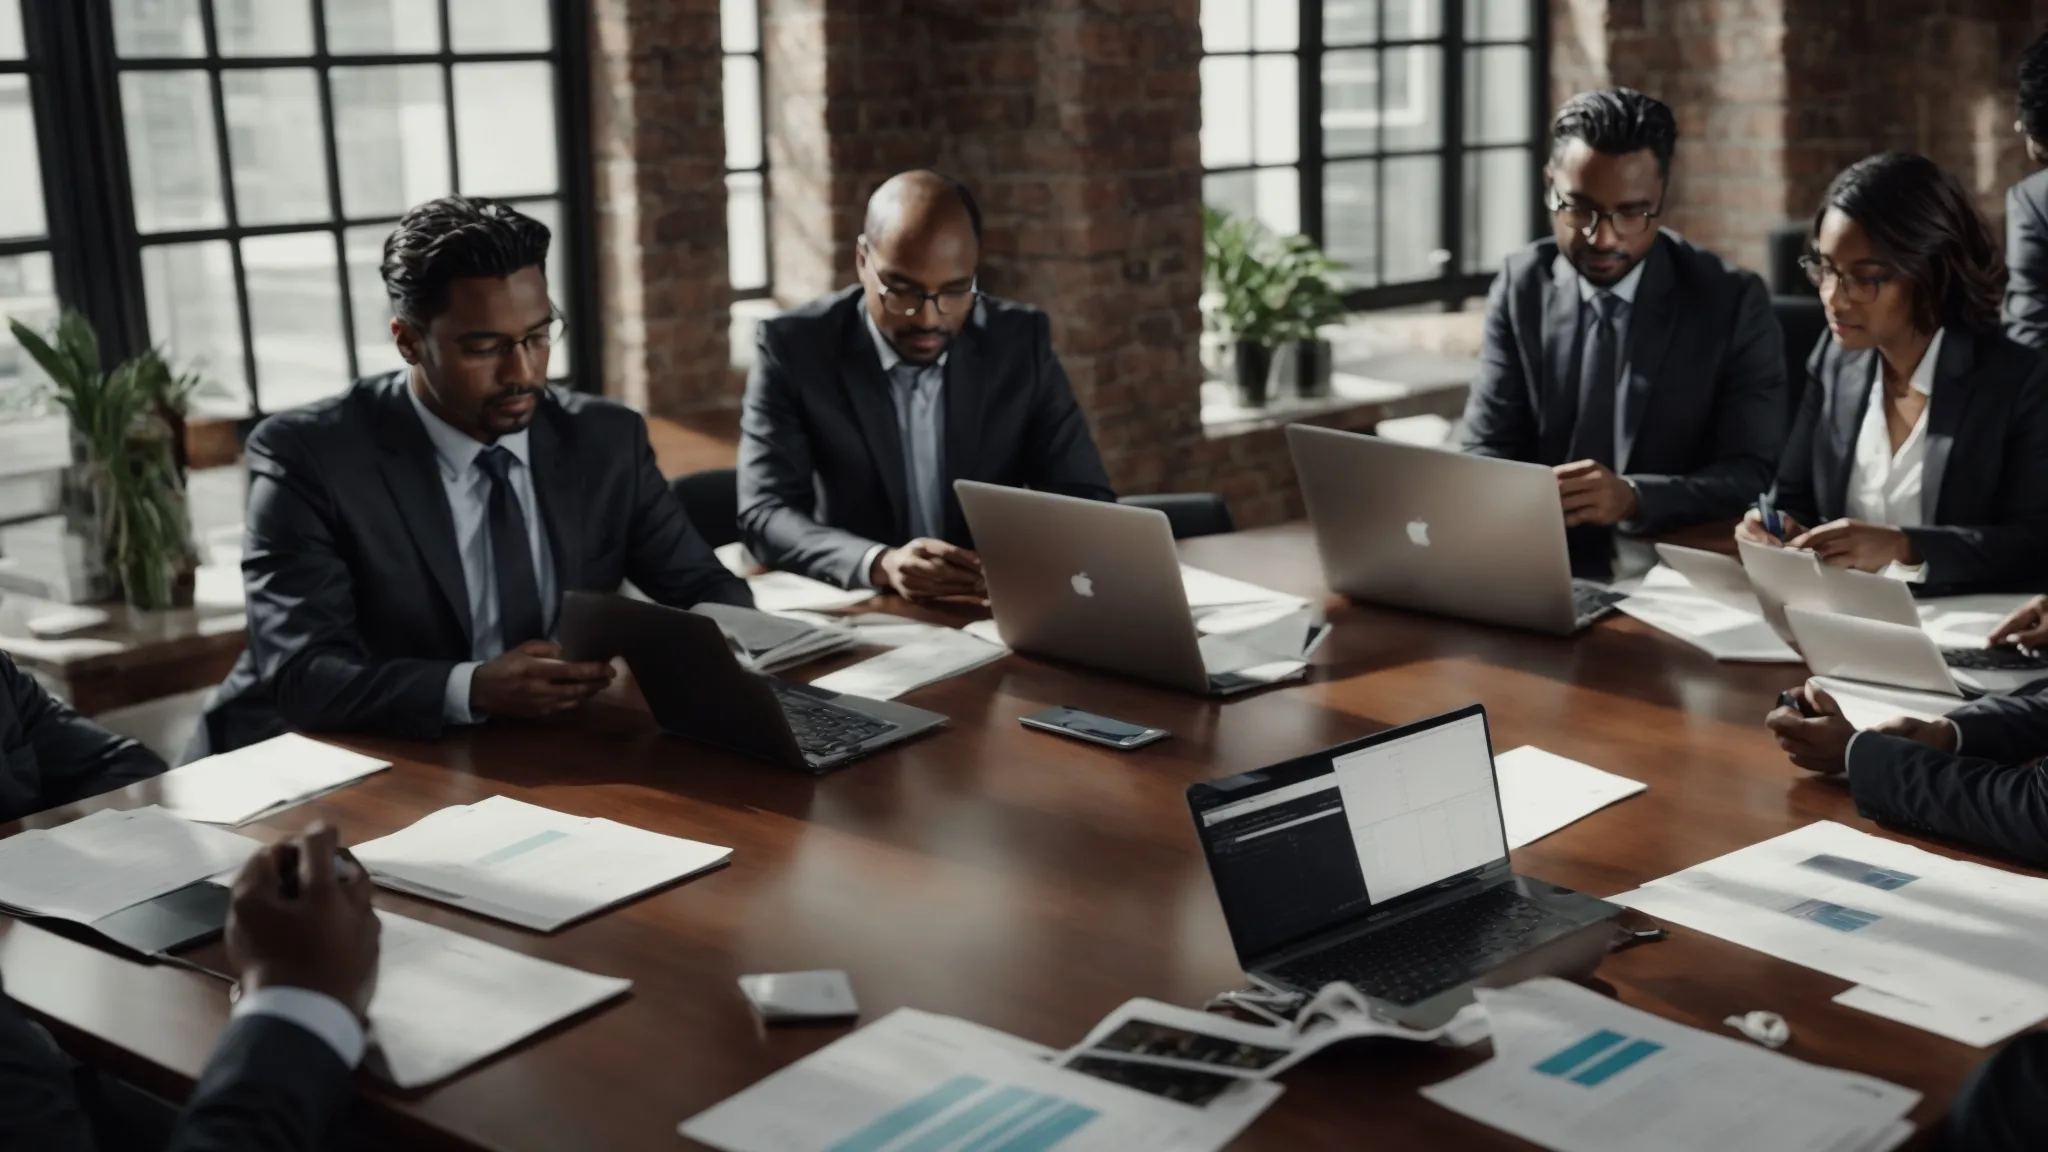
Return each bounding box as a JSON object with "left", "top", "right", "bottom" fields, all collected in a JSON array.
[
  {"left": 457, "top": 314, "right": 565, "bottom": 363},
  {"left": 873, "top": 282, "right": 978, "bottom": 318},
  {"left": 1548, "top": 196, "right": 1661, "bottom": 239},
  {"left": 1798, "top": 256, "right": 1894, "bottom": 303}
]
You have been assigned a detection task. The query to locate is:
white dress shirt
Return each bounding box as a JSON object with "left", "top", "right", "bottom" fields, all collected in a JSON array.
[
  {"left": 233, "top": 985, "right": 366, "bottom": 1067},
  {"left": 404, "top": 385, "right": 559, "bottom": 721},
  {"left": 1844, "top": 328, "right": 1943, "bottom": 583},
  {"left": 854, "top": 309, "right": 949, "bottom": 589}
]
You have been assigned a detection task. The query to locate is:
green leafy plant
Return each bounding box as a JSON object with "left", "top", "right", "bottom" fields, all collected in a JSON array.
[
  {"left": 7, "top": 310, "right": 197, "bottom": 610},
  {"left": 1202, "top": 207, "right": 1349, "bottom": 347}
]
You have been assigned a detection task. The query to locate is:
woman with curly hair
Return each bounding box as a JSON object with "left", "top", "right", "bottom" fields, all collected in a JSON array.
[{"left": 1738, "top": 151, "right": 2048, "bottom": 593}]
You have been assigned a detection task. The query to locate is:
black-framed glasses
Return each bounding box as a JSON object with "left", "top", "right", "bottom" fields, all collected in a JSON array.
[
  {"left": 456, "top": 314, "right": 567, "bottom": 363},
  {"left": 1798, "top": 256, "right": 1894, "bottom": 303},
  {"left": 873, "top": 282, "right": 979, "bottom": 318},
  {"left": 1548, "top": 196, "right": 1661, "bottom": 239}
]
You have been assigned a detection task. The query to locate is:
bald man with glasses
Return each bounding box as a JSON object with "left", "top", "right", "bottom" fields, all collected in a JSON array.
[{"left": 738, "top": 170, "right": 1115, "bottom": 599}]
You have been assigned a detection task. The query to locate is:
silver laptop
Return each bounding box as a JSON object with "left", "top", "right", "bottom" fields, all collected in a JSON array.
[
  {"left": 954, "top": 481, "right": 1323, "bottom": 696},
  {"left": 1286, "top": 424, "right": 1621, "bottom": 636}
]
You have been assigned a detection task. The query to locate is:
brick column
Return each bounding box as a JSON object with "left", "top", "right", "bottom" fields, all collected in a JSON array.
[{"left": 589, "top": 0, "right": 733, "bottom": 414}]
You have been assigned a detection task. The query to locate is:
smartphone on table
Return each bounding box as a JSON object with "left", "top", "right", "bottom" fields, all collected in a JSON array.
[{"left": 1018, "top": 706, "right": 1170, "bottom": 751}]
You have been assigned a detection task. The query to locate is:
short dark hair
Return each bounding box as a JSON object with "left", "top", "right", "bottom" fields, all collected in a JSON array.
[
  {"left": 1551, "top": 88, "right": 1678, "bottom": 176},
  {"left": 1812, "top": 152, "right": 2006, "bottom": 334},
  {"left": 381, "top": 196, "right": 551, "bottom": 326},
  {"left": 2021, "top": 28, "right": 2048, "bottom": 144}
]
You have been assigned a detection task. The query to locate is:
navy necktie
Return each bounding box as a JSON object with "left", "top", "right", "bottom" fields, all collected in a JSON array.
[{"left": 475, "top": 446, "right": 546, "bottom": 652}]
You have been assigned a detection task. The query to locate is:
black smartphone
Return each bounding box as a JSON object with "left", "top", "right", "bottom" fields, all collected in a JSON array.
[{"left": 1018, "top": 706, "right": 1170, "bottom": 750}]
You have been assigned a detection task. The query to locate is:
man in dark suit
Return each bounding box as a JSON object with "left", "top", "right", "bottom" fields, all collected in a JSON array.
[
  {"left": 2005, "top": 27, "right": 2048, "bottom": 350},
  {"left": 738, "top": 170, "right": 1115, "bottom": 599},
  {"left": 0, "top": 652, "right": 162, "bottom": 824},
  {"left": 2, "top": 822, "right": 374, "bottom": 1150},
  {"left": 1461, "top": 88, "right": 1787, "bottom": 579},
  {"left": 195, "top": 197, "right": 750, "bottom": 758}
]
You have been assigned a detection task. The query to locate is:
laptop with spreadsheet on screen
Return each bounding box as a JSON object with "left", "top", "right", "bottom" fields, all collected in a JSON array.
[{"left": 1186, "top": 704, "right": 1622, "bottom": 1028}]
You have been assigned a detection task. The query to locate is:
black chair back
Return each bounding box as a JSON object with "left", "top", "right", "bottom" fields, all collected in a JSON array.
[
  {"left": 1120, "top": 493, "right": 1235, "bottom": 540},
  {"left": 670, "top": 468, "right": 742, "bottom": 551}
]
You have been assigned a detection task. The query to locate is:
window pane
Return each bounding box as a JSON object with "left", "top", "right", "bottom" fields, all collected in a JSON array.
[
  {"left": 722, "top": 0, "right": 759, "bottom": 54},
  {"left": 1202, "top": 167, "right": 1298, "bottom": 240},
  {"left": 242, "top": 232, "right": 348, "bottom": 413},
  {"left": 1204, "top": 171, "right": 1255, "bottom": 227},
  {"left": 516, "top": 198, "right": 571, "bottom": 378},
  {"left": 112, "top": 0, "right": 204, "bottom": 57},
  {"left": 1251, "top": 55, "right": 1297, "bottom": 166},
  {"left": 1383, "top": 155, "right": 1442, "bottom": 282},
  {"left": 143, "top": 241, "right": 249, "bottom": 418},
  {"left": 223, "top": 69, "right": 330, "bottom": 226},
  {"left": 0, "top": 77, "right": 44, "bottom": 239},
  {"left": 215, "top": 0, "right": 314, "bottom": 57},
  {"left": 1324, "top": 0, "right": 1375, "bottom": 45},
  {"left": 1201, "top": 0, "right": 1249, "bottom": 53},
  {"left": 1388, "top": 0, "right": 1440, "bottom": 38},
  {"left": 448, "top": 0, "right": 550, "bottom": 52},
  {"left": 1465, "top": 148, "right": 1534, "bottom": 274},
  {"left": 454, "top": 62, "right": 557, "bottom": 197},
  {"left": 344, "top": 223, "right": 403, "bottom": 379},
  {"left": 1322, "top": 50, "right": 1377, "bottom": 157},
  {"left": 121, "top": 71, "right": 227, "bottom": 233},
  {"left": 334, "top": 65, "right": 450, "bottom": 219},
  {"left": 0, "top": 252, "right": 57, "bottom": 416},
  {"left": 1200, "top": 56, "right": 1251, "bottom": 168},
  {"left": 1382, "top": 46, "right": 1442, "bottom": 151},
  {"left": 727, "top": 172, "right": 767, "bottom": 292},
  {"left": 326, "top": 0, "right": 441, "bottom": 54},
  {"left": 1466, "top": 0, "right": 1532, "bottom": 41},
  {"left": 1324, "top": 159, "right": 1377, "bottom": 287},
  {"left": 724, "top": 55, "right": 763, "bottom": 171},
  {"left": 1252, "top": 0, "right": 1297, "bottom": 51},
  {"left": 0, "top": 0, "right": 22, "bottom": 59},
  {"left": 1464, "top": 46, "right": 1532, "bottom": 145}
]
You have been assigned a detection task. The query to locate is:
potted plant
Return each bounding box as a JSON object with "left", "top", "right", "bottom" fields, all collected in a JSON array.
[
  {"left": 1265, "top": 234, "right": 1349, "bottom": 400},
  {"left": 1202, "top": 208, "right": 1350, "bottom": 407},
  {"left": 8, "top": 311, "right": 200, "bottom": 611}
]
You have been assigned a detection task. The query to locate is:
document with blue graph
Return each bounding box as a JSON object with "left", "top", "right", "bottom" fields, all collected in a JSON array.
[
  {"left": 1421, "top": 978, "right": 1918, "bottom": 1152},
  {"left": 678, "top": 1008, "right": 1281, "bottom": 1152}
]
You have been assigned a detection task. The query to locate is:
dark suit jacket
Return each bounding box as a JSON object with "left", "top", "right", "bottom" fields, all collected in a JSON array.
[
  {"left": 1846, "top": 694, "right": 2048, "bottom": 867},
  {"left": 196, "top": 373, "right": 752, "bottom": 757},
  {"left": 1460, "top": 232, "right": 1788, "bottom": 539},
  {"left": 738, "top": 287, "right": 1117, "bottom": 588},
  {"left": 0, "top": 654, "right": 162, "bottom": 825},
  {"left": 0, "top": 988, "right": 352, "bottom": 1152},
  {"left": 2004, "top": 168, "right": 2048, "bottom": 351},
  {"left": 1770, "top": 328, "right": 2048, "bottom": 594}
]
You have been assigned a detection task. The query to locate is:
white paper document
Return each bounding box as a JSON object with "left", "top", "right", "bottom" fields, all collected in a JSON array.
[
  {"left": 1806, "top": 677, "right": 1959, "bottom": 730},
  {"left": 155, "top": 733, "right": 391, "bottom": 826},
  {"left": 1179, "top": 565, "right": 1306, "bottom": 612},
  {"left": 1422, "top": 978, "right": 1919, "bottom": 1152},
  {"left": 1615, "top": 564, "right": 1799, "bottom": 663},
  {"left": 692, "top": 602, "right": 858, "bottom": 672},
  {"left": 365, "top": 910, "right": 631, "bottom": 1088},
  {"left": 0, "top": 806, "right": 259, "bottom": 923},
  {"left": 352, "top": 795, "right": 730, "bottom": 932},
  {"left": 1494, "top": 746, "right": 1647, "bottom": 849},
  {"left": 681, "top": 1007, "right": 1281, "bottom": 1152},
  {"left": 1615, "top": 821, "right": 2048, "bottom": 1045},
  {"left": 809, "top": 633, "right": 1008, "bottom": 701},
  {"left": 746, "top": 570, "right": 878, "bottom": 614}
]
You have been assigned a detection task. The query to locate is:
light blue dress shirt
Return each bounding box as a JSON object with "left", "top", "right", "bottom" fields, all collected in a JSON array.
[
  {"left": 855, "top": 309, "right": 948, "bottom": 588},
  {"left": 404, "top": 385, "right": 557, "bottom": 723},
  {"left": 233, "top": 986, "right": 366, "bottom": 1067}
]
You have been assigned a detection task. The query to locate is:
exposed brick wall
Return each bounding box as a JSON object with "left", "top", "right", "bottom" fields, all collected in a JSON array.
[{"left": 589, "top": 0, "right": 734, "bottom": 413}]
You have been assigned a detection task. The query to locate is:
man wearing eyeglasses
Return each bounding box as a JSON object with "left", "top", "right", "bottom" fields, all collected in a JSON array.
[
  {"left": 1460, "top": 88, "right": 1787, "bottom": 580},
  {"left": 192, "top": 196, "right": 750, "bottom": 758},
  {"left": 738, "top": 170, "right": 1115, "bottom": 598}
]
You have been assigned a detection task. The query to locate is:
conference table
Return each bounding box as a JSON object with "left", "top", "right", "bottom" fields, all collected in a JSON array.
[{"left": 0, "top": 522, "right": 2019, "bottom": 1150}]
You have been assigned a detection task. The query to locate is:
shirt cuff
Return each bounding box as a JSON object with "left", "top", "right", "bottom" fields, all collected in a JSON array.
[
  {"left": 444, "top": 661, "right": 481, "bottom": 725},
  {"left": 853, "top": 544, "right": 888, "bottom": 591},
  {"left": 1883, "top": 561, "right": 1930, "bottom": 584},
  {"left": 232, "top": 986, "right": 366, "bottom": 1069}
]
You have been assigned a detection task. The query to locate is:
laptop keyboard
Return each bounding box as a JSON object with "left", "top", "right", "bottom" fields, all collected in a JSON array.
[
  {"left": 1942, "top": 646, "right": 2048, "bottom": 673},
  {"left": 1268, "top": 887, "right": 1559, "bottom": 1006},
  {"left": 771, "top": 684, "right": 896, "bottom": 759},
  {"left": 1572, "top": 581, "right": 1625, "bottom": 626}
]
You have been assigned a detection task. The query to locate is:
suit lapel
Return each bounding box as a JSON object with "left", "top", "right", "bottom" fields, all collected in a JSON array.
[
  {"left": 1540, "top": 267, "right": 1581, "bottom": 462},
  {"left": 1920, "top": 330, "right": 1975, "bottom": 523},
  {"left": 1826, "top": 346, "right": 1878, "bottom": 518},
  {"left": 374, "top": 378, "right": 473, "bottom": 650},
  {"left": 526, "top": 400, "right": 582, "bottom": 593},
  {"left": 1616, "top": 242, "right": 1677, "bottom": 474},
  {"left": 941, "top": 309, "right": 985, "bottom": 539},
  {"left": 839, "top": 301, "right": 910, "bottom": 537}
]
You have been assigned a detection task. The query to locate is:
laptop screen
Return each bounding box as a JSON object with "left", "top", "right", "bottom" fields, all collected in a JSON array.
[{"left": 1185, "top": 704, "right": 1509, "bottom": 964}]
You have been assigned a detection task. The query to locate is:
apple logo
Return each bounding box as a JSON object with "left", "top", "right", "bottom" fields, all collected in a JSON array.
[
  {"left": 1406, "top": 519, "right": 1431, "bottom": 546},
  {"left": 1070, "top": 572, "right": 1095, "bottom": 597}
]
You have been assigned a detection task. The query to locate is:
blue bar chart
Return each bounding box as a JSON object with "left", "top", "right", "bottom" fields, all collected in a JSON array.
[
  {"left": 1530, "top": 1029, "right": 1665, "bottom": 1087},
  {"left": 826, "top": 1075, "right": 1104, "bottom": 1152}
]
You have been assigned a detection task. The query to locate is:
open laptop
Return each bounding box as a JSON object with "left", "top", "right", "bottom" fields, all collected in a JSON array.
[
  {"left": 556, "top": 592, "right": 945, "bottom": 773},
  {"left": 954, "top": 481, "right": 1325, "bottom": 696},
  {"left": 1186, "top": 704, "right": 1621, "bottom": 1028},
  {"left": 1285, "top": 424, "right": 1622, "bottom": 636}
]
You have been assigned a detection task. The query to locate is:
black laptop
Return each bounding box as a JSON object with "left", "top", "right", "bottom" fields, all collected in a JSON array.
[
  {"left": 557, "top": 592, "right": 946, "bottom": 773},
  {"left": 1187, "top": 703, "right": 1621, "bottom": 1027}
]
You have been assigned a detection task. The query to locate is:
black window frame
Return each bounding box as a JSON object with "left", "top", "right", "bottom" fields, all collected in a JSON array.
[
  {"left": 12, "top": 0, "right": 599, "bottom": 422},
  {"left": 722, "top": 0, "right": 769, "bottom": 301}
]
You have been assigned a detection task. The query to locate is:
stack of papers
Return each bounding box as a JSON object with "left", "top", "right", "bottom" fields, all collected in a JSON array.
[
  {"left": 351, "top": 795, "right": 731, "bottom": 932},
  {"left": 1806, "top": 677, "right": 1959, "bottom": 730},
  {"left": 809, "top": 629, "right": 1008, "bottom": 701},
  {"left": 1494, "top": 746, "right": 1647, "bottom": 849},
  {"left": 155, "top": 733, "right": 391, "bottom": 826},
  {"left": 682, "top": 1008, "right": 1282, "bottom": 1152},
  {"left": 1181, "top": 566, "right": 1326, "bottom": 686},
  {"left": 692, "top": 602, "right": 857, "bottom": 672},
  {"left": 1423, "top": 978, "right": 1918, "bottom": 1152},
  {"left": 745, "top": 570, "right": 877, "bottom": 614},
  {"left": 366, "top": 910, "right": 631, "bottom": 1088},
  {"left": 0, "top": 806, "right": 257, "bottom": 923},
  {"left": 1616, "top": 821, "right": 2048, "bottom": 1046},
  {"left": 1612, "top": 548, "right": 1797, "bottom": 662}
]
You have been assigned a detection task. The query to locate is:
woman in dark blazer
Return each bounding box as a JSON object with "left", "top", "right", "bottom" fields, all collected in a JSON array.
[{"left": 1737, "top": 152, "right": 2048, "bottom": 593}]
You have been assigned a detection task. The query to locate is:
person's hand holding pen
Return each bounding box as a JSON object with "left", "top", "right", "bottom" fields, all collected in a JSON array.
[
  {"left": 227, "top": 822, "right": 381, "bottom": 1022},
  {"left": 1735, "top": 492, "right": 1807, "bottom": 547}
]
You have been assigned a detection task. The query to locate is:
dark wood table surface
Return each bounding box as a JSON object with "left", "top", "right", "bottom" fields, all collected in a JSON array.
[{"left": 0, "top": 522, "right": 2018, "bottom": 1150}]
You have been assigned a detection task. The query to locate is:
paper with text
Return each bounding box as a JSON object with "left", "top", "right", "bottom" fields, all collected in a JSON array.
[
  {"left": 0, "top": 806, "right": 258, "bottom": 923},
  {"left": 156, "top": 733, "right": 390, "bottom": 826}
]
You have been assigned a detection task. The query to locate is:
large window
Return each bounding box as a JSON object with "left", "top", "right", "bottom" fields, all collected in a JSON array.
[
  {"left": 723, "top": 0, "right": 767, "bottom": 297},
  {"left": 4, "top": 0, "right": 594, "bottom": 421},
  {"left": 0, "top": 0, "right": 54, "bottom": 416},
  {"left": 1200, "top": 0, "right": 1547, "bottom": 310}
]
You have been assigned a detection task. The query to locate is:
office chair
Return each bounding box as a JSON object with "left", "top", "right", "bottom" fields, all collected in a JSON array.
[
  {"left": 670, "top": 468, "right": 742, "bottom": 551},
  {"left": 1120, "top": 493, "right": 1235, "bottom": 540}
]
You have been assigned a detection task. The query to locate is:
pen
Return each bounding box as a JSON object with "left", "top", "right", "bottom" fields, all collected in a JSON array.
[
  {"left": 1757, "top": 492, "right": 1783, "bottom": 541},
  {"left": 276, "top": 844, "right": 361, "bottom": 899},
  {"left": 1775, "top": 689, "right": 1819, "bottom": 719}
]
